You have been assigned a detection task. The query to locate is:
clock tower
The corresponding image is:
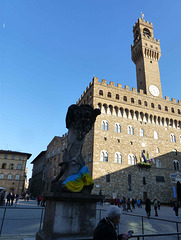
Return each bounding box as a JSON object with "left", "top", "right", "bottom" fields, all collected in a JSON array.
[{"left": 131, "top": 16, "right": 162, "bottom": 98}]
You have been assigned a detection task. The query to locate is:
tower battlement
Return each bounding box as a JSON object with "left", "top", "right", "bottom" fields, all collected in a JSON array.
[{"left": 133, "top": 18, "right": 153, "bottom": 30}]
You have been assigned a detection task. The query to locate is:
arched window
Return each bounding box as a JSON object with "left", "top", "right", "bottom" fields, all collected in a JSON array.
[
  {"left": 156, "top": 147, "right": 160, "bottom": 153},
  {"left": 140, "top": 128, "right": 144, "bottom": 137},
  {"left": 100, "top": 151, "right": 108, "bottom": 162},
  {"left": 2, "top": 163, "right": 6, "bottom": 169},
  {"left": 156, "top": 160, "right": 161, "bottom": 168},
  {"left": 102, "top": 120, "right": 108, "bottom": 130},
  {"left": 57, "top": 147, "right": 60, "bottom": 154},
  {"left": 9, "top": 164, "right": 14, "bottom": 170},
  {"left": 171, "top": 108, "right": 175, "bottom": 113},
  {"left": 143, "top": 28, "right": 151, "bottom": 37},
  {"left": 17, "top": 164, "right": 22, "bottom": 170},
  {"left": 144, "top": 101, "right": 148, "bottom": 106},
  {"left": 99, "top": 90, "right": 103, "bottom": 96},
  {"left": 131, "top": 98, "right": 134, "bottom": 103},
  {"left": 154, "top": 131, "right": 158, "bottom": 139},
  {"left": 151, "top": 103, "right": 154, "bottom": 108},
  {"left": 51, "top": 150, "right": 54, "bottom": 157},
  {"left": 165, "top": 106, "right": 168, "bottom": 111},
  {"left": 115, "top": 152, "right": 122, "bottom": 163},
  {"left": 174, "top": 160, "right": 180, "bottom": 170},
  {"left": 107, "top": 92, "right": 111, "bottom": 98},
  {"left": 123, "top": 96, "right": 127, "bottom": 102},
  {"left": 138, "top": 100, "right": 142, "bottom": 105},
  {"left": 128, "top": 126, "right": 134, "bottom": 135},
  {"left": 178, "top": 109, "right": 181, "bottom": 114},
  {"left": 158, "top": 105, "right": 161, "bottom": 110},
  {"left": 7, "top": 174, "right": 12, "bottom": 180},
  {"left": 15, "top": 175, "right": 20, "bottom": 180},
  {"left": 0, "top": 174, "right": 4, "bottom": 179},
  {"left": 115, "top": 123, "right": 121, "bottom": 133},
  {"left": 116, "top": 94, "right": 119, "bottom": 100},
  {"left": 128, "top": 154, "right": 135, "bottom": 165},
  {"left": 171, "top": 134, "right": 176, "bottom": 143}
]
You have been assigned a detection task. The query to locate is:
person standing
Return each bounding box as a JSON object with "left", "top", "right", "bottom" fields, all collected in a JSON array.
[
  {"left": 15, "top": 193, "right": 19, "bottom": 206},
  {"left": 10, "top": 193, "right": 15, "bottom": 206},
  {"left": 93, "top": 205, "right": 131, "bottom": 240},
  {"left": 145, "top": 198, "right": 151, "bottom": 218},
  {"left": 6, "top": 193, "right": 11, "bottom": 206},
  {"left": 174, "top": 201, "right": 179, "bottom": 218},
  {"left": 127, "top": 198, "right": 132, "bottom": 212},
  {"left": 153, "top": 199, "right": 158, "bottom": 216}
]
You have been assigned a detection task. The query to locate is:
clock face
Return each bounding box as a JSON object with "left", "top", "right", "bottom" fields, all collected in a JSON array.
[{"left": 149, "top": 85, "right": 160, "bottom": 97}]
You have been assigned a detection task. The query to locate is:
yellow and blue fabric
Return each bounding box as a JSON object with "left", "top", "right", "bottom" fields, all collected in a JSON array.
[{"left": 62, "top": 166, "right": 94, "bottom": 192}]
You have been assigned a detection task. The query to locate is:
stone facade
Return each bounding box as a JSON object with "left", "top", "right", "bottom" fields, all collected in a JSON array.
[
  {"left": 0, "top": 150, "right": 31, "bottom": 195},
  {"left": 75, "top": 17, "right": 181, "bottom": 203}
]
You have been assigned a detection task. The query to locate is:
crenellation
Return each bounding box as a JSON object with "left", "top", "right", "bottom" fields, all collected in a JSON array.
[
  {"left": 93, "top": 77, "right": 99, "bottom": 83},
  {"left": 125, "top": 85, "right": 130, "bottom": 90},
  {"left": 139, "top": 89, "right": 144, "bottom": 94},
  {"left": 102, "top": 79, "right": 107, "bottom": 85},
  {"left": 110, "top": 81, "right": 115, "bottom": 87},
  {"left": 117, "top": 83, "right": 122, "bottom": 89},
  {"left": 132, "top": 87, "right": 137, "bottom": 92},
  {"left": 171, "top": 98, "right": 176, "bottom": 103},
  {"left": 165, "top": 96, "right": 170, "bottom": 101},
  {"left": 178, "top": 100, "right": 181, "bottom": 105}
]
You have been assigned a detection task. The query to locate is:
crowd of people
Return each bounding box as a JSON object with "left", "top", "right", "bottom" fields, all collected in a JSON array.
[
  {"left": 109, "top": 197, "right": 143, "bottom": 211},
  {"left": 37, "top": 195, "right": 46, "bottom": 207}
]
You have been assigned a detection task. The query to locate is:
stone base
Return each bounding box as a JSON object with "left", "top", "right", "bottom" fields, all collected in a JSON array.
[{"left": 36, "top": 192, "right": 102, "bottom": 240}]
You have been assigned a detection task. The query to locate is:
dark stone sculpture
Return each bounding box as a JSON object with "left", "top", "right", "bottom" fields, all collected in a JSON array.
[{"left": 51, "top": 104, "right": 101, "bottom": 193}]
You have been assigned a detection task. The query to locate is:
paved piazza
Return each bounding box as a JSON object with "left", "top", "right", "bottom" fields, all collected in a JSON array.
[{"left": 0, "top": 200, "right": 181, "bottom": 239}]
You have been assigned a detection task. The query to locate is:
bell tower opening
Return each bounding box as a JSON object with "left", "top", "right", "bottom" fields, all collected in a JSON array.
[{"left": 131, "top": 16, "right": 162, "bottom": 98}]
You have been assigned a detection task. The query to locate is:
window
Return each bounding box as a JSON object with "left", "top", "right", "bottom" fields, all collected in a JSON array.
[
  {"left": 156, "top": 147, "right": 160, "bottom": 153},
  {"left": 151, "top": 103, "right": 154, "bottom": 108},
  {"left": 106, "top": 174, "right": 110, "bottom": 183},
  {"left": 116, "top": 94, "right": 119, "bottom": 100},
  {"left": 123, "top": 96, "right": 127, "bottom": 102},
  {"left": 102, "top": 120, "right": 108, "bottom": 130},
  {"left": 154, "top": 131, "right": 158, "bottom": 139},
  {"left": 9, "top": 164, "right": 14, "bottom": 170},
  {"left": 128, "top": 154, "right": 135, "bottom": 165},
  {"left": 4, "top": 155, "right": 7, "bottom": 159},
  {"left": 88, "top": 153, "right": 91, "bottom": 162},
  {"left": 174, "top": 160, "right": 180, "bottom": 170},
  {"left": 143, "top": 177, "right": 146, "bottom": 185},
  {"left": 131, "top": 98, "right": 134, "bottom": 103},
  {"left": 140, "top": 128, "right": 144, "bottom": 137},
  {"left": 171, "top": 108, "right": 175, "bottom": 113},
  {"left": 47, "top": 152, "right": 50, "bottom": 159},
  {"left": 165, "top": 106, "right": 168, "bottom": 111},
  {"left": 99, "top": 90, "right": 103, "bottom": 96},
  {"left": 138, "top": 100, "right": 142, "bottom": 105},
  {"left": 143, "top": 28, "right": 151, "bottom": 37},
  {"left": 156, "top": 160, "right": 161, "bottom": 168},
  {"left": 144, "top": 101, "right": 148, "bottom": 106},
  {"left": 17, "top": 164, "right": 22, "bottom": 170},
  {"left": 171, "top": 134, "right": 176, "bottom": 143},
  {"left": 15, "top": 175, "right": 20, "bottom": 180},
  {"left": 2, "top": 163, "right": 6, "bottom": 169},
  {"left": 156, "top": 176, "right": 165, "bottom": 183},
  {"left": 7, "top": 174, "right": 12, "bottom": 180},
  {"left": 100, "top": 151, "right": 108, "bottom": 162},
  {"left": 19, "top": 156, "right": 23, "bottom": 160},
  {"left": 158, "top": 105, "right": 161, "bottom": 110},
  {"left": 57, "top": 147, "right": 60, "bottom": 154},
  {"left": 128, "top": 126, "right": 134, "bottom": 135},
  {"left": 115, "top": 123, "right": 121, "bottom": 133},
  {"left": 178, "top": 109, "right": 181, "bottom": 115},
  {"left": 12, "top": 155, "right": 15, "bottom": 160},
  {"left": 0, "top": 174, "right": 4, "bottom": 179},
  {"left": 115, "top": 152, "right": 122, "bottom": 163},
  {"left": 51, "top": 150, "right": 54, "bottom": 157},
  {"left": 107, "top": 92, "right": 111, "bottom": 98}
]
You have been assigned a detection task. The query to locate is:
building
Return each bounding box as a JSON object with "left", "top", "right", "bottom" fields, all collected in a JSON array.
[
  {"left": 0, "top": 150, "right": 31, "bottom": 194},
  {"left": 30, "top": 151, "right": 46, "bottom": 197},
  {"left": 75, "top": 17, "right": 181, "bottom": 202}
]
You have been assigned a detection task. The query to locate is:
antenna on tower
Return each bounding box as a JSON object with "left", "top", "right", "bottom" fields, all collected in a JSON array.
[{"left": 141, "top": 12, "right": 144, "bottom": 19}]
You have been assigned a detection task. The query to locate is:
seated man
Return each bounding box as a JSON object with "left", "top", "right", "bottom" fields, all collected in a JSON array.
[{"left": 93, "top": 206, "right": 131, "bottom": 240}]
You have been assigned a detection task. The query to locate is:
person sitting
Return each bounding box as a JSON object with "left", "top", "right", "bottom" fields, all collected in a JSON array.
[{"left": 93, "top": 205, "right": 132, "bottom": 240}]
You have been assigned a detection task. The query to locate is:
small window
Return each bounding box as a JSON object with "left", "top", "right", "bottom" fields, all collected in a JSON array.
[
  {"left": 107, "top": 92, "right": 111, "bottom": 98},
  {"left": 12, "top": 155, "right": 15, "bottom": 160},
  {"left": 165, "top": 106, "right": 168, "bottom": 111},
  {"left": 7, "top": 174, "right": 12, "bottom": 180},
  {"left": 156, "top": 147, "right": 160, "bottom": 153},
  {"left": 2, "top": 163, "right": 6, "bottom": 169},
  {"left": 174, "top": 160, "right": 179, "bottom": 170},
  {"left": 143, "top": 177, "right": 146, "bottom": 185},
  {"left": 138, "top": 100, "right": 142, "bottom": 105},
  {"left": 88, "top": 153, "right": 91, "bottom": 162},
  {"left": 171, "top": 134, "right": 176, "bottom": 143},
  {"left": 144, "top": 101, "right": 148, "bottom": 106},
  {"left": 131, "top": 98, "right": 134, "bottom": 103},
  {"left": 171, "top": 108, "right": 175, "bottom": 113},
  {"left": 128, "top": 126, "right": 134, "bottom": 135},
  {"left": 57, "top": 147, "right": 60, "bottom": 154},
  {"left": 115, "top": 152, "right": 122, "bottom": 164},
  {"left": 51, "top": 150, "right": 54, "bottom": 157},
  {"left": 128, "top": 154, "right": 135, "bottom": 165},
  {"left": 151, "top": 103, "right": 154, "bottom": 108},
  {"left": 4, "top": 155, "right": 7, "bottom": 159},
  {"left": 104, "top": 137, "right": 107, "bottom": 141},
  {"left": 115, "top": 123, "right": 121, "bottom": 133},
  {"left": 106, "top": 174, "right": 110, "bottom": 183},
  {"left": 154, "top": 131, "right": 158, "bottom": 139},
  {"left": 116, "top": 94, "right": 119, "bottom": 100},
  {"left": 100, "top": 151, "right": 108, "bottom": 162},
  {"left": 15, "top": 175, "right": 20, "bottom": 180},
  {"left": 19, "top": 156, "right": 23, "bottom": 160},
  {"left": 123, "top": 96, "right": 127, "bottom": 102},
  {"left": 99, "top": 90, "right": 103, "bottom": 96},
  {"left": 158, "top": 105, "right": 161, "bottom": 110},
  {"left": 9, "top": 164, "right": 14, "bottom": 170},
  {"left": 17, "top": 164, "right": 22, "bottom": 170},
  {"left": 102, "top": 120, "right": 108, "bottom": 130},
  {"left": 0, "top": 174, "right": 4, "bottom": 179},
  {"left": 140, "top": 128, "right": 144, "bottom": 137}
]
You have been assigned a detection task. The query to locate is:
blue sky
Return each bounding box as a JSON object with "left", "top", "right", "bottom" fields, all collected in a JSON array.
[{"left": 0, "top": 0, "right": 181, "bottom": 180}]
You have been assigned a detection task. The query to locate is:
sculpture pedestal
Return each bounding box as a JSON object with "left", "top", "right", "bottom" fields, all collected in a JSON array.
[{"left": 36, "top": 192, "right": 101, "bottom": 240}]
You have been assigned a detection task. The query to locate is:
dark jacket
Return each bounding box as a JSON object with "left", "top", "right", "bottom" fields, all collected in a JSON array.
[
  {"left": 145, "top": 199, "right": 151, "bottom": 211},
  {"left": 93, "top": 217, "right": 122, "bottom": 240}
]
